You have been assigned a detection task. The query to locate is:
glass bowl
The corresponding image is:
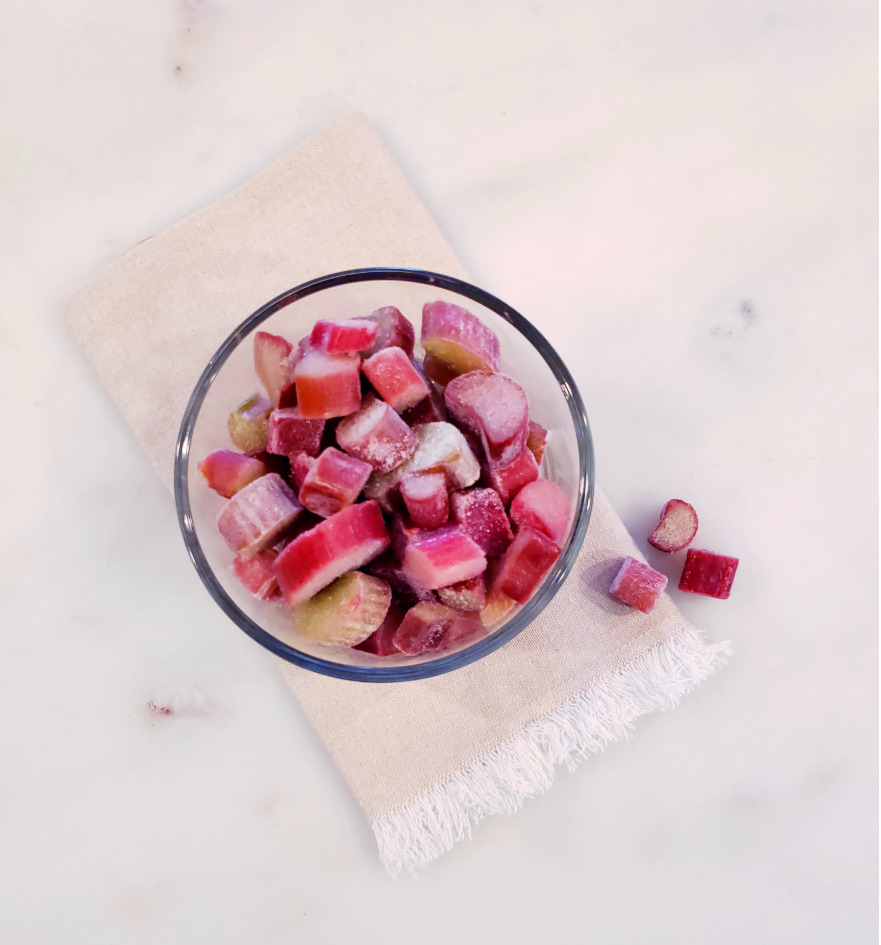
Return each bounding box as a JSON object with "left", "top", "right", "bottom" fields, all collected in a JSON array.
[{"left": 174, "top": 268, "right": 594, "bottom": 682}]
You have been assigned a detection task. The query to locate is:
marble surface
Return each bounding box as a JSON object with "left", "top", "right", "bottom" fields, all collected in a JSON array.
[{"left": 0, "top": 1, "right": 876, "bottom": 942}]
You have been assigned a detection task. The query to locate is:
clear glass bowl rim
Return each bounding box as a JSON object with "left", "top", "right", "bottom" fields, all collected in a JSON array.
[{"left": 174, "top": 267, "right": 595, "bottom": 683}]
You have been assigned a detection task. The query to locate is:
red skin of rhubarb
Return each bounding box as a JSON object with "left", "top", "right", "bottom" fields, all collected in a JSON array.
[
  {"left": 298, "top": 447, "right": 372, "bottom": 518},
  {"left": 254, "top": 331, "right": 297, "bottom": 407},
  {"left": 678, "top": 549, "right": 739, "bottom": 599},
  {"left": 309, "top": 318, "right": 378, "bottom": 354},
  {"left": 421, "top": 300, "right": 501, "bottom": 376},
  {"left": 356, "top": 306, "right": 415, "bottom": 358},
  {"left": 400, "top": 526, "right": 487, "bottom": 591},
  {"left": 486, "top": 447, "right": 539, "bottom": 505},
  {"left": 400, "top": 473, "right": 450, "bottom": 529},
  {"left": 335, "top": 397, "right": 418, "bottom": 473},
  {"left": 354, "top": 603, "right": 405, "bottom": 655},
  {"left": 217, "top": 473, "right": 303, "bottom": 559},
  {"left": 366, "top": 551, "right": 437, "bottom": 604},
  {"left": 294, "top": 350, "right": 362, "bottom": 420},
  {"left": 199, "top": 450, "right": 269, "bottom": 499},
  {"left": 231, "top": 549, "right": 281, "bottom": 601},
  {"left": 273, "top": 500, "right": 390, "bottom": 607},
  {"left": 444, "top": 371, "right": 529, "bottom": 468},
  {"left": 266, "top": 408, "right": 325, "bottom": 458},
  {"left": 610, "top": 557, "right": 668, "bottom": 613},
  {"left": 526, "top": 420, "right": 549, "bottom": 466},
  {"left": 648, "top": 499, "right": 699, "bottom": 553},
  {"left": 437, "top": 574, "right": 486, "bottom": 611},
  {"left": 491, "top": 525, "right": 560, "bottom": 604},
  {"left": 509, "top": 479, "right": 569, "bottom": 543},
  {"left": 362, "top": 347, "right": 431, "bottom": 413},
  {"left": 450, "top": 487, "right": 513, "bottom": 557},
  {"left": 392, "top": 601, "right": 463, "bottom": 655}
]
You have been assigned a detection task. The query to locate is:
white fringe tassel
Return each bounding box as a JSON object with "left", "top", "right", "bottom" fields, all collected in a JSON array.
[{"left": 373, "top": 625, "right": 730, "bottom": 875}]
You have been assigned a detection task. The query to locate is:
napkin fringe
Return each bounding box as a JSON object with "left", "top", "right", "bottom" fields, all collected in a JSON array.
[{"left": 373, "top": 625, "right": 730, "bottom": 875}]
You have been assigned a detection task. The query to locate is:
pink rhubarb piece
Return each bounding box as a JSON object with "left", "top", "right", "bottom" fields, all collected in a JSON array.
[
  {"left": 298, "top": 447, "right": 372, "bottom": 518},
  {"left": 400, "top": 473, "right": 449, "bottom": 529},
  {"left": 445, "top": 371, "right": 529, "bottom": 468},
  {"left": 288, "top": 452, "right": 315, "bottom": 491},
  {"left": 610, "top": 557, "right": 668, "bottom": 613},
  {"left": 526, "top": 420, "right": 549, "bottom": 466},
  {"left": 491, "top": 525, "right": 560, "bottom": 604},
  {"left": 294, "top": 349, "right": 361, "bottom": 420},
  {"left": 487, "top": 447, "right": 540, "bottom": 505},
  {"left": 228, "top": 394, "right": 273, "bottom": 453},
  {"left": 266, "top": 407, "right": 325, "bottom": 458},
  {"left": 509, "top": 479, "right": 569, "bottom": 543},
  {"left": 354, "top": 603, "right": 405, "bottom": 655},
  {"left": 231, "top": 548, "right": 281, "bottom": 601},
  {"left": 392, "top": 601, "right": 473, "bottom": 655},
  {"left": 648, "top": 499, "right": 699, "bottom": 553},
  {"left": 254, "top": 331, "right": 298, "bottom": 407},
  {"left": 366, "top": 551, "right": 437, "bottom": 604},
  {"left": 400, "top": 526, "right": 487, "bottom": 591},
  {"left": 273, "top": 500, "right": 390, "bottom": 607},
  {"left": 217, "top": 473, "right": 302, "bottom": 559},
  {"left": 199, "top": 449, "right": 269, "bottom": 499},
  {"left": 401, "top": 378, "right": 448, "bottom": 426},
  {"left": 437, "top": 573, "right": 486, "bottom": 611},
  {"left": 421, "top": 300, "right": 501, "bottom": 377},
  {"left": 480, "top": 586, "right": 517, "bottom": 627},
  {"left": 309, "top": 318, "right": 378, "bottom": 354},
  {"left": 356, "top": 306, "right": 415, "bottom": 358},
  {"left": 678, "top": 549, "right": 739, "bottom": 599},
  {"left": 450, "top": 487, "right": 513, "bottom": 557},
  {"left": 362, "top": 346, "right": 430, "bottom": 413},
  {"left": 335, "top": 397, "right": 418, "bottom": 473}
]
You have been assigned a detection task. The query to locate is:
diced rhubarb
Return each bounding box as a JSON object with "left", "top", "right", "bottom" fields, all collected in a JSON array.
[
  {"left": 362, "top": 347, "right": 430, "bottom": 413},
  {"left": 231, "top": 548, "right": 281, "bottom": 601},
  {"left": 354, "top": 603, "right": 405, "bottom": 655},
  {"left": 400, "top": 473, "right": 449, "bottom": 529},
  {"left": 355, "top": 306, "right": 415, "bottom": 358},
  {"left": 480, "top": 586, "right": 517, "bottom": 627},
  {"left": 526, "top": 420, "right": 550, "bottom": 466},
  {"left": 366, "top": 551, "right": 437, "bottom": 604},
  {"left": 509, "top": 479, "right": 569, "bottom": 543},
  {"left": 401, "top": 378, "right": 448, "bottom": 426},
  {"left": 199, "top": 450, "right": 269, "bottom": 499},
  {"left": 400, "top": 526, "right": 487, "bottom": 590},
  {"left": 392, "top": 601, "right": 464, "bottom": 655},
  {"left": 273, "top": 500, "right": 390, "bottom": 607},
  {"left": 335, "top": 397, "right": 417, "bottom": 473},
  {"left": 421, "top": 352, "right": 460, "bottom": 388},
  {"left": 678, "top": 549, "right": 739, "bottom": 599},
  {"left": 298, "top": 447, "right": 371, "bottom": 518},
  {"left": 648, "top": 499, "right": 699, "bottom": 553},
  {"left": 487, "top": 447, "right": 540, "bottom": 505},
  {"left": 254, "top": 331, "right": 297, "bottom": 407},
  {"left": 291, "top": 571, "right": 391, "bottom": 646},
  {"left": 266, "top": 407, "right": 325, "bottom": 458},
  {"left": 228, "top": 394, "right": 272, "bottom": 452},
  {"left": 437, "top": 574, "right": 485, "bottom": 611},
  {"left": 445, "top": 371, "right": 529, "bottom": 467},
  {"left": 294, "top": 349, "right": 361, "bottom": 420},
  {"left": 421, "top": 300, "right": 501, "bottom": 377},
  {"left": 309, "top": 318, "right": 378, "bottom": 354},
  {"left": 491, "top": 526, "right": 560, "bottom": 604},
  {"left": 450, "top": 487, "right": 513, "bottom": 557},
  {"left": 610, "top": 557, "right": 668, "bottom": 613},
  {"left": 442, "top": 610, "right": 482, "bottom": 649},
  {"left": 217, "top": 473, "right": 302, "bottom": 559}
]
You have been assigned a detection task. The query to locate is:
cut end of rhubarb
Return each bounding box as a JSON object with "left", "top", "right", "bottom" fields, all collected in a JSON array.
[
  {"left": 216, "top": 473, "right": 302, "bottom": 559},
  {"left": 228, "top": 394, "right": 272, "bottom": 453},
  {"left": 509, "top": 479, "right": 570, "bottom": 543},
  {"left": 199, "top": 450, "right": 269, "bottom": 499},
  {"left": 291, "top": 571, "right": 392, "bottom": 646},
  {"left": 445, "top": 371, "right": 529, "bottom": 467},
  {"left": 421, "top": 301, "right": 501, "bottom": 376},
  {"left": 648, "top": 499, "right": 699, "bottom": 553}
]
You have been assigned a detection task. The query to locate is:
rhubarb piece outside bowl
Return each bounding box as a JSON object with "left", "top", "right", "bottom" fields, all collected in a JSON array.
[{"left": 175, "top": 269, "right": 594, "bottom": 682}]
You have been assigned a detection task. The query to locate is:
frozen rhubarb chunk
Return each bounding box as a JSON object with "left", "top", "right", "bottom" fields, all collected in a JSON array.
[
  {"left": 354, "top": 603, "right": 405, "bottom": 655},
  {"left": 231, "top": 548, "right": 281, "bottom": 601},
  {"left": 217, "top": 473, "right": 302, "bottom": 559},
  {"left": 400, "top": 473, "right": 449, "bottom": 529},
  {"left": 355, "top": 306, "right": 415, "bottom": 357},
  {"left": 526, "top": 420, "right": 549, "bottom": 466},
  {"left": 509, "top": 479, "right": 569, "bottom": 543},
  {"left": 445, "top": 371, "right": 529, "bottom": 467},
  {"left": 487, "top": 447, "right": 540, "bottom": 505},
  {"left": 678, "top": 549, "right": 739, "bottom": 599},
  {"left": 437, "top": 573, "right": 485, "bottom": 611},
  {"left": 291, "top": 571, "right": 392, "bottom": 646},
  {"left": 491, "top": 526, "right": 560, "bottom": 604},
  {"left": 366, "top": 551, "right": 437, "bottom": 604},
  {"left": 362, "top": 347, "right": 430, "bottom": 413},
  {"left": 335, "top": 397, "right": 417, "bottom": 473},
  {"left": 400, "top": 526, "right": 487, "bottom": 590},
  {"left": 480, "top": 586, "right": 517, "bottom": 627},
  {"left": 442, "top": 610, "right": 482, "bottom": 649},
  {"left": 421, "top": 352, "right": 460, "bottom": 388},
  {"left": 401, "top": 379, "right": 448, "bottom": 426},
  {"left": 298, "top": 447, "right": 372, "bottom": 518},
  {"left": 294, "top": 349, "right": 361, "bottom": 420},
  {"left": 450, "top": 487, "right": 513, "bottom": 556},
  {"left": 309, "top": 318, "right": 378, "bottom": 354},
  {"left": 610, "top": 557, "right": 668, "bottom": 613},
  {"left": 288, "top": 452, "right": 315, "bottom": 491},
  {"left": 648, "top": 499, "right": 699, "bottom": 553},
  {"left": 273, "top": 500, "right": 390, "bottom": 607},
  {"left": 199, "top": 450, "right": 269, "bottom": 499},
  {"left": 266, "top": 407, "right": 325, "bottom": 458},
  {"left": 254, "top": 331, "right": 298, "bottom": 407},
  {"left": 228, "top": 394, "right": 272, "bottom": 452},
  {"left": 392, "top": 601, "right": 463, "bottom": 655},
  {"left": 421, "top": 300, "right": 501, "bottom": 377}
]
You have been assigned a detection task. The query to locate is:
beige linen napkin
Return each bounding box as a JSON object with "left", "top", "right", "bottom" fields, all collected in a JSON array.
[{"left": 67, "top": 113, "right": 729, "bottom": 874}]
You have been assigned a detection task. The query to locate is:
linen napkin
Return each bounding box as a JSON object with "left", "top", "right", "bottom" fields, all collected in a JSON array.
[{"left": 67, "top": 113, "right": 729, "bottom": 874}]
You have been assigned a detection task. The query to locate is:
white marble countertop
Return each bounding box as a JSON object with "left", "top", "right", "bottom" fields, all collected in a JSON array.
[{"left": 1, "top": 1, "right": 876, "bottom": 942}]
